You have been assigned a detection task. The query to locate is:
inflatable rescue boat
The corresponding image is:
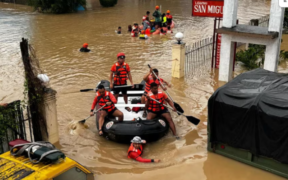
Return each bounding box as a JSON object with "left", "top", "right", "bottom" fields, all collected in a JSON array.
[{"left": 95, "top": 80, "right": 169, "bottom": 144}]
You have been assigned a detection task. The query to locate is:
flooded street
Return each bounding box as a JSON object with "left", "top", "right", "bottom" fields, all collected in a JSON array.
[{"left": 0, "top": 0, "right": 286, "bottom": 179}]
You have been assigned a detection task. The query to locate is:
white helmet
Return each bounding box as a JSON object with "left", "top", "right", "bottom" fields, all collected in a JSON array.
[{"left": 131, "top": 136, "right": 145, "bottom": 143}]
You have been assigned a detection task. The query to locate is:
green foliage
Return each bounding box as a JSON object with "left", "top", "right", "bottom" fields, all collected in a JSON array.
[
  {"left": 99, "top": 0, "right": 117, "bottom": 7},
  {"left": 236, "top": 43, "right": 288, "bottom": 70},
  {"left": 28, "top": 0, "right": 86, "bottom": 14}
]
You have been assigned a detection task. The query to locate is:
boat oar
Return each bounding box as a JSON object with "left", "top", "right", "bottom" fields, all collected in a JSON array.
[
  {"left": 147, "top": 64, "right": 184, "bottom": 114},
  {"left": 78, "top": 105, "right": 106, "bottom": 124},
  {"left": 80, "top": 85, "right": 133, "bottom": 92},
  {"left": 148, "top": 97, "right": 200, "bottom": 126}
]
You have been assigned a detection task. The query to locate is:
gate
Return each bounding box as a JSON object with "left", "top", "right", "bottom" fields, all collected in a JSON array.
[{"left": 0, "top": 101, "right": 33, "bottom": 154}]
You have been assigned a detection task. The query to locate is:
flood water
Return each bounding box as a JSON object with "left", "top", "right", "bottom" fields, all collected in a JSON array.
[{"left": 0, "top": 0, "right": 287, "bottom": 179}]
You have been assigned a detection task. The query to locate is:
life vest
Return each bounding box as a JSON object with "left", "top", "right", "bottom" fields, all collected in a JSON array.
[
  {"left": 147, "top": 90, "right": 166, "bottom": 112},
  {"left": 145, "top": 29, "right": 151, "bottom": 35},
  {"left": 142, "top": 15, "right": 147, "bottom": 21},
  {"left": 145, "top": 75, "right": 162, "bottom": 93},
  {"left": 127, "top": 143, "right": 143, "bottom": 158},
  {"left": 162, "top": 16, "right": 167, "bottom": 24},
  {"left": 96, "top": 91, "right": 115, "bottom": 112},
  {"left": 131, "top": 30, "right": 138, "bottom": 37},
  {"left": 113, "top": 62, "right": 128, "bottom": 85},
  {"left": 166, "top": 15, "right": 173, "bottom": 24},
  {"left": 139, "top": 34, "right": 146, "bottom": 39}
]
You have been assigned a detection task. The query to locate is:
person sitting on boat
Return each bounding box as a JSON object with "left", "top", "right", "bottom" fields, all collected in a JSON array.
[
  {"left": 110, "top": 53, "right": 134, "bottom": 112},
  {"left": 141, "top": 68, "right": 171, "bottom": 118},
  {"left": 145, "top": 83, "right": 178, "bottom": 137},
  {"left": 167, "top": 26, "right": 173, "bottom": 34},
  {"left": 79, "top": 43, "right": 90, "bottom": 52},
  {"left": 139, "top": 30, "right": 148, "bottom": 40},
  {"left": 166, "top": 10, "right": 173, "bottom": 27},
  {"left": 142, "top": 11, "right": 150, "bottom": 23},
  {"left": 128, "top": 136, "right": 160, "bottom": 163},
  {"left": 90, "top": 85, "right": 123, "bottom": 136}
]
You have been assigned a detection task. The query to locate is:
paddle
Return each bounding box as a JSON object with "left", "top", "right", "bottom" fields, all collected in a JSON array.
[
  {"left": 78, "top": 105, "right": 106, "bottom": 124},
  {"left": 147, "top": 64, "right": 184, "bottom": 114},
  {"left": 80, "top": 85, "right": 135, "bottom": 92},
  {"left": 148, "top": 97, "right": 200, "bottom": 126}
]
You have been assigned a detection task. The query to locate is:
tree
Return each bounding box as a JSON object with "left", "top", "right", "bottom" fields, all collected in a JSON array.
[{"left": 28, "top": 0, "right": 86, "bottom": 14}]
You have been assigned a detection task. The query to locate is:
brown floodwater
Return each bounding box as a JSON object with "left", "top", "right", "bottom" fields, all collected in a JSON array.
[{"left": 0, "top": 0, "right": 287, "bottom": 179}]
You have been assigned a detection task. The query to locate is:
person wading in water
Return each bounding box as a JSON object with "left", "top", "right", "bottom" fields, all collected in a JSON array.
[
  {"left": 90, "top": 85, "right": 124, "bottom": 136},
  {"left": 110, "top": 53, "right": 134, "bottom": 112},
  {"left": 128, "top": 136, "right": 160, "bottom": 163},
  {"left": 145, "top": 83, "right": 178, "bottom": 138},
  {"left": 80, "top": 43, "right": 90, "bottom": 52},
  {"left": 141, "top": 68, "right": 170, "bottom": 118}
]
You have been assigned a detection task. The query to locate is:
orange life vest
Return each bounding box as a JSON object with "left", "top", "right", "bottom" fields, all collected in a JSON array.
[
  {"left": 147, "top": 90, "right": 166, "bottom": 112},
  {"left": 166, "top": 15, "right": 173, "bottom": 24},
  {"left": 96, "top": 91, "right": 115, "bottom": 112},
  {"left": 145, "top": 75, "right": 163, "bottom": 93},
  {"left": 113, "top": 62, "right": 128, "bottom": 85},
  {"left": 127, "top": 143, "right": 143, "bottom": 158}
]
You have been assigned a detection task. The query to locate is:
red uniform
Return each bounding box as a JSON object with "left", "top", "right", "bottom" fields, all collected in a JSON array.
[
  {"left": 147, "top": 90, "right": 168, "bottom": 112},
  {"left": 127, "top": 143, "right": 153, "bottom": 163},
  {"left": 111, "top": 62, "right": 130, "bottom": 85},
  {"left": 142, "top": 15, "right": 147, "bottom": 21},
  {"left": 145, "top": 75, "right": 163, "bottom": 93},
  {"left": 166, "top": 14, "right": 173, "bottom": 25},
  {"left": 91, "top": 91, "right": 117, "bottom": 112}
]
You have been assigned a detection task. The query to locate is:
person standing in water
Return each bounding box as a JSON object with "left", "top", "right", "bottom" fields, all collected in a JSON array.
[
  {"left": 128, "top": 136, "right": 160, "bottom": 163},
  {"left": 90, "top": 85, "right": 123, "bottom": 136},
  {"left": 142, "top": 11, "right": 150, "bottom": 23},
  {"left": 166, "top": 10, "right": 173, "bottom": 27},
  {"left": 80, "top": 43, "right": 90, "bottom": 52},
  {"left": 153, "top": 6, "right": 162, "bottom": 27},
  {"left": 110, "top": 53, "right": 134, "bottom": 112},
  {"left": 145, "top": 83, "right": 178, "bottom": 138}
]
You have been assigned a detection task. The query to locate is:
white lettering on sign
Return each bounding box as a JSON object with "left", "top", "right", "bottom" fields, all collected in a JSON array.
[
  {"left": 194, "top": 5, "right": 206, "bottom": 13},
  {"left": 207, "top": 5, "right": 223, "bottom": 14}
]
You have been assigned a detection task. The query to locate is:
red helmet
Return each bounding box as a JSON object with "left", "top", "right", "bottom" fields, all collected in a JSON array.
[
  {"left": 83, "top": 43, "right": 88, "bottom": 48},
  {"left": 117, "top": 52, "right": 125, "bottom": 58}
]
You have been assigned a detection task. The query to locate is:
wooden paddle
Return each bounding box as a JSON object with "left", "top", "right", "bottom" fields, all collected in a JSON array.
[
  {"left": 148, "top": 97, "right": 200, "bottom": 126},
  {"left": 78, "top": 105, "right": 106, "bottom": 124},
  {"left": 147, "top": 64, "right": 184, "bottom": 114}
]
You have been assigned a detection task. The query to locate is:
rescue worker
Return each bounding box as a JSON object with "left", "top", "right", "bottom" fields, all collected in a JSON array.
[
  {"left": 131, "top": 28, "right": 139, "bottom": 37},
  {"left": 141, "top": 68, "right": 171, "bottom": 118},
  {"left": 139, "top": 30, "right": 148, "bottom": 39},
  {"left": 79, "top": 43, "right": 90, "bottom": 52},
  {"left": 145, "top": 83, "right": 178, "bottom": 137},
  {"left": 162, "top": 13, "right": 167, "bottom": 27},
  {"left": 128, "top": 136, "right": 160, "bottom": 163},
  {"left": 90, "top": 85, "right": 123, "bottom": 136},
  {"left": 166, "top": 10, "right": 173, "bottom": 27},
  {"left": 110, "top": 53, "right": 134, "bottom": 112},
  {"left": 153, "top": 6, "right": 162, "bottom": 27},
  {"left": 142, "top": 11, "right": 150, "bottom": 22}
]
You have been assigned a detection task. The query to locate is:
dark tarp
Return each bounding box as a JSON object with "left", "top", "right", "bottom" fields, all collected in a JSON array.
[{"left": 208, "top": 68, "right": 288, "bottom": 164}]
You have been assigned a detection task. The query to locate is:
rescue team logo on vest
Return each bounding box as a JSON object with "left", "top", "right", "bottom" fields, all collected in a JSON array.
[
  {"left": 127, "top": 143, "right": 143, "bottom": 158},
  {"left": 96, "top": 91, "right": 115, "bottom": 112},
  {"left": 114, "top": 62, "right": 128, "bottom": 85},
  {"left": 148, "top": 90, "right": 166, "bottom": 112}
]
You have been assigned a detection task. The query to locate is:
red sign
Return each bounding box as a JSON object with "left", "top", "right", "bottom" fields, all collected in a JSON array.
[
  {"left": 192, "top": 0, "right": 224, "bottom": 18},
  {"left": 216, "top": 34, "right": 221, "bottom": 69}
]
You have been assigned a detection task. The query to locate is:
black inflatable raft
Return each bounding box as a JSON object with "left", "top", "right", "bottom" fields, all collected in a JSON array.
[{"left": 95, "top": 80, "right": 169, "bottom": 144}]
